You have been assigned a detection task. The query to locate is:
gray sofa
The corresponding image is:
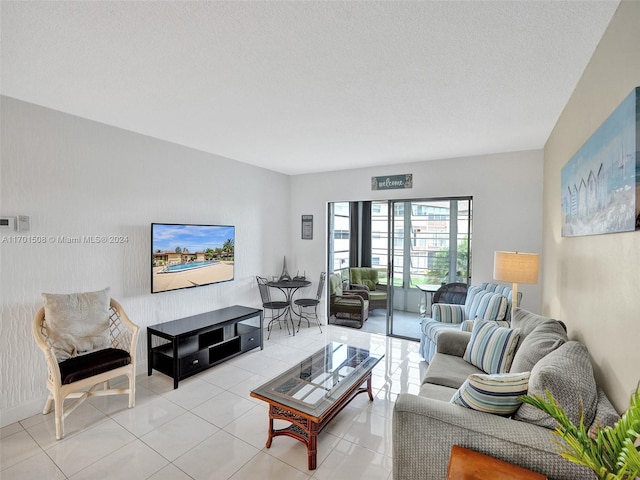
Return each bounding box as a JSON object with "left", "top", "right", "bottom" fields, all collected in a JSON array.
[{"left": 392, "top": 309, "right": 620, "bottom": 480}]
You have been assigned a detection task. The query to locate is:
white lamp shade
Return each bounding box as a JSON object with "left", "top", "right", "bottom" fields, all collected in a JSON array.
[{"left": 493, "top": 251, "right": 539, "bottom": 284}]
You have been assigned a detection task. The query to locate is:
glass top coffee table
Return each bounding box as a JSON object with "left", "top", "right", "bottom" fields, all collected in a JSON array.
[{"left": 250, "top": 342, "right": 383, "bottom": 470}]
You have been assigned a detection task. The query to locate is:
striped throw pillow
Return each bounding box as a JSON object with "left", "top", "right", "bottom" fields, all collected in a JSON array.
[
  {"left": 463, "top": 320, "right": 520, "bottom": 374},
  {"left": 451, "top": 371, "right": 530, "bottom": 415},
  {"left": 465, "top": 287, "right": 508, "bottom": 321}
]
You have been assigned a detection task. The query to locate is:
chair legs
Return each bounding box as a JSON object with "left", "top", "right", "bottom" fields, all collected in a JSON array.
[
  {"left": 42, "top": 393, "right": 65, "bottom": 440},
  {"left": 266, "top": 308, "right": 290, "bottom": 339},
  {"left": 43, "top": 367, "right": 136, "bottom": 440},
  {"left": 295, "top": 304, "right": 323, "bottom": 333},
  {"left": 128, "top": 373, "right": 136, "bottom": 408}
]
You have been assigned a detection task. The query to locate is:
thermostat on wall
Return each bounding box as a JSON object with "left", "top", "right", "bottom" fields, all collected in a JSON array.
[{"left": 16, "top": 215, "right": 30, "bottom": 232}]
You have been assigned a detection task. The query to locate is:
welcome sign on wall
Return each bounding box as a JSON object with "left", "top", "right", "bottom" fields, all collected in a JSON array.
[{"left": 371, "top": 174, "right": 413, "bottom": 191}]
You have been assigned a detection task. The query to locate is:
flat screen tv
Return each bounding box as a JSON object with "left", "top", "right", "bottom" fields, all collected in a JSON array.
[{"left": 151, "top": 223, "right": 235, "bottom": 294}]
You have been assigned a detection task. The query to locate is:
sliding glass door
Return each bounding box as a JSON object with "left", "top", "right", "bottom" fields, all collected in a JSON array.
[
  {"left": 386, "top": 198, "right": 472, "bottom": 339},
  {"left": 328, "top": 197, "right": 472, "bottom": 340}
]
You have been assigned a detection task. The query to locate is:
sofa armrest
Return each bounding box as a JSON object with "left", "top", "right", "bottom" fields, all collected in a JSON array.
[
  {"left": 432, "top": 303, "right": 465, "bottom": 323},
  {"left": 436, "top": 330, "right": 471, "bottom": 357},
  {"left": 350, "top": 283, "right": 370, "bottom": 292},
  {"left": 392, "top": 394, "right": 592, "bottom": 480}
]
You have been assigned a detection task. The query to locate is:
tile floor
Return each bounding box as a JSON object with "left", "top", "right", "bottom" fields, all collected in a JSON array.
[{"left": 1, "top": 323, "right": 425, "bottom": 480}]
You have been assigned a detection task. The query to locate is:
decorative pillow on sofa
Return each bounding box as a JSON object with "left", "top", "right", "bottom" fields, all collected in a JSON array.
[
  {"left": 451, "top": 371, "right": 530, "bottom": 416},
  {"left": 463, "top": 320, "right": 520, "bottom": 374},
  {"left": 510, "top": 320, "right": 568, "bottom": 373},
  {"left": 42, "top": 288, "right": 111, "bottom": 362},
  {"left": 465, "top": 286, "right": 508, "bottom": 321},
  {"left": 514, "top": 341, "right": 598, "bottom": 429},
  {"left": 511, "top": 308, "right": 562, "bottom": 351}
]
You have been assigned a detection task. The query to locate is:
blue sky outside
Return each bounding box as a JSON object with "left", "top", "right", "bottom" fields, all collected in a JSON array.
[{"left": 153, "top": 224, "right": 234, "bottom": 253}]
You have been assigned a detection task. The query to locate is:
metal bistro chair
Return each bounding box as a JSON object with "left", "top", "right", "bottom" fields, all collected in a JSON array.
[
  {"left": 293, "top": 272, "right": 326, "bottom": 333},
  {"left": 256, "top": 276, "right": 291, "bottom": 339}
]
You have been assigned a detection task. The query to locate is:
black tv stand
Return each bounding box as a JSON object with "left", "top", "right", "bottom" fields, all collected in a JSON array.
[{"left": 147, "top": 305, "right": 263, "bottom": 388}]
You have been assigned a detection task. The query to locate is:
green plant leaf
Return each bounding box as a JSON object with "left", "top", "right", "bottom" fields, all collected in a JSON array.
[{"left": 519, "top": 383, "right": 640, "bottom": 480}]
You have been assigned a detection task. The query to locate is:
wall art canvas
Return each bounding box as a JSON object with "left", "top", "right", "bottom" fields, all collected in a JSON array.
[{"left": 561, "top": 87, "right": 640, "bottom": 237}]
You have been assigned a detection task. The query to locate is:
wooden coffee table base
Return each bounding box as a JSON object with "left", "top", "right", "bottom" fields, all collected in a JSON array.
[{"left": 261, "top": 374, "right": 374, "bottom": 470}]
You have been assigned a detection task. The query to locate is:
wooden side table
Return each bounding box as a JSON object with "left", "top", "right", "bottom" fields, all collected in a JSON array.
[{"left": 447, "top": 445, "right": 547, "bottom": 480}]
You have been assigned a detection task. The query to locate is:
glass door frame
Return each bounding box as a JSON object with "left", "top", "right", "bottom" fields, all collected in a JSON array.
[
  {"left": 327, "top": 196, "right": 472, "bottom": 341},
  {"left": 386, "top": 196, "right": 472, "bottom": 339}
]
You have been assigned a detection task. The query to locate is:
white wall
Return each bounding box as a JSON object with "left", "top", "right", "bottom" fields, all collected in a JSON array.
[
  {"left": 289, "top": 150, "right": 544, "bottom": 316},
  {"left": 0, "top": 97, "right": 291, "bottom": 425},
  {"left": 542, "top": 0, "right": 640, "bottom": 411},
  {"left": 0, "top": 96, "right": 546, "bottom": 426}
]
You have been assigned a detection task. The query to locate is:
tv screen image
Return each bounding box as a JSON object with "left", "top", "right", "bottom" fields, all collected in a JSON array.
[{"left": 151, "top": 223, "right": 235, "bottom": 294}]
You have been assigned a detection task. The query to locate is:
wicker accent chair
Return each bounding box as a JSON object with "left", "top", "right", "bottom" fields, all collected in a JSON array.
[
  {"left": 32, "top": 298, "right": 139, "bottom": 439},
  {"left": 328, "top": 273, "right": 369, "bottom": 328},
  {"left": 348, "top": 267, "right": 387, "bottom": 310},
  {"left": 432, "top": 283, "right": 468, "bottom": 305}
]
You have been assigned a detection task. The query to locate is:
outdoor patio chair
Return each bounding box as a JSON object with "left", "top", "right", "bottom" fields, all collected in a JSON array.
[{"left": 328, "top": 273, "right": 369, "bottom": 328}]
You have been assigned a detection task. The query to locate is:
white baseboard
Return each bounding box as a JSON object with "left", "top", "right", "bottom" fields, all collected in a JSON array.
[
  {"left": 0, "top": 359, "right": 149, "bottom": 429},
  {"left": 0, "top": 396, "right": 48, "bottom": 428}
]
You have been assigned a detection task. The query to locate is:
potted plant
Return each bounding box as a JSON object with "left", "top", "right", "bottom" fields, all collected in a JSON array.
[{"left": 520, "top": 385, "right": 640, "bottom": 480}]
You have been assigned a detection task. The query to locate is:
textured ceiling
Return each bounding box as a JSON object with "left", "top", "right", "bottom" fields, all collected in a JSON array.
[{"left": 1, "top": 1, "right": 620, "bottom": 175}]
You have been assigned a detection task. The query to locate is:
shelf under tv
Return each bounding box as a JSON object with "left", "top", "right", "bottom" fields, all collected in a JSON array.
[{"left": 146, "top": 305, "right": 263, "bottom": 388}]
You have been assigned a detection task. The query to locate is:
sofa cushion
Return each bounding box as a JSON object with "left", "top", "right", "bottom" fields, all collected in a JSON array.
[
  {"left": 592, "top": 386, "right": 620, "bottom": 429},
  {"left": 349, "top": 267, "right": 378, "bottom": 291},
  {"left": 423, "top": 352, "right": 483, "bottom": 389},
  {"left": 511, "top": 308, "right": 561, "bottom": 351},
  {"left": 42, "top": 288, "right": 111, "bottom": 362},
  {"left": 329, "top": 273, "right": 343, "bottom": 296},
  {"left": 463, "top": 320, "right": 520, "bottom": 374},
  {"left": 368, "top": 291, "right": 387, "bottom": 303},
  {"left": 58, "top": 347, "right": 130, "bottom": 384},
  {"left": 510, "top": 321, "right": 568, "bottom": 373},
  {"left": 514, "top": 341, "right": 598, "bottom": 429},
  {"left": 465, "top": 286, "right": 508, "bottom": 321},
  {"left": 451, "top": 371, "right": 531, "bottom": 416},
  {"left": 419, "top": 382, "right": 458, "bottom": 402},
  {"left": 480, "top": 282, "right": 516, "bottom": 318}
]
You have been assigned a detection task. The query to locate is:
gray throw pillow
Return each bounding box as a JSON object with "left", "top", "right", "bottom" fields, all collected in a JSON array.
[
  {"left": 42, "top": 288, "right": 111, "bottom": 362},
  {"left": 514, "top": 341, "right": 597, "bottom": 429},
  {"left": 510, "top": 308, "right": 561, "bottom": 351},
  {"left": 510, "top": 321, "right": 568, "bottom": 373}
]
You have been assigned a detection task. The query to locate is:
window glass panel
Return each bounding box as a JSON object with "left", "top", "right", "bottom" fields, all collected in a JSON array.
[
  {"left": 372, "top": 198, "right": 472, "bottom": 289},
  {"left": 329, "top": 202, "right": 350, "bottom": 277}
]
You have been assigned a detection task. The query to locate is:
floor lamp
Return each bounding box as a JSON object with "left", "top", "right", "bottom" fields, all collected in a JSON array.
[{"left": 493, "top": 251, "right": 539, "bottom": 321}]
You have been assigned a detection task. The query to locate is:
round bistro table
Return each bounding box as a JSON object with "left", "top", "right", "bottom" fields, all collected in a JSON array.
[{"left": 267, "top": 279, "right": 311, "bottom": 336}]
